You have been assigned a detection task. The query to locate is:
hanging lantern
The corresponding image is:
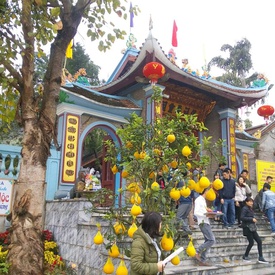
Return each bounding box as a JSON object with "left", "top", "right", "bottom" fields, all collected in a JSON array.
[
  {"left": 143, "top": 62, "right": 165, "bottom": 84},
  {"left": 257, "top": 105, "right": 274, "bottom": 124}
]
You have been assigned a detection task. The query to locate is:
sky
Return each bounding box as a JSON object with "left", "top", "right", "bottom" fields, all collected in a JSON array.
[{"left": 74, "top": 0, "right": 275, "bottom": 127}]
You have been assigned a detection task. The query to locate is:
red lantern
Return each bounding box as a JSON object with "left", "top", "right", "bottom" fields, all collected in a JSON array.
[
  {"left": 143, "top": 62, "right": 165, "bottom": 84},
  {"left": 257, "top": 105, "right": 274, "bottom": 124}
]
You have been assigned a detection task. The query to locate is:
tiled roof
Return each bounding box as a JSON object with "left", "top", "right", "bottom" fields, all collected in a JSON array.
[{"left": 63, "top": 85, "right": 139, "bottom": 109}]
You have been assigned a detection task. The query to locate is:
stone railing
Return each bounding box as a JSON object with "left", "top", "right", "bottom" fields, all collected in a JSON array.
[
  {"left": 45, "top": 199, "right": 131, "bottom": 274},
  {"left": 0, "top": 144, "right": 61, "bottom": 200}
]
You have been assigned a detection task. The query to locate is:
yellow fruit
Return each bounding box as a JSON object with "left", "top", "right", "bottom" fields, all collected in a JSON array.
[
  {"left": 149, "top": 171, "right": 155, "bottom": 179},
  {"left": 93, "top": 231, "right": 104, "bottom": 245},
  {"left": 139, "top": 151, "right": 146, "bottom": 159},
  {"left": 131, "top": 204, "right": 142, "bottom": 216},
  {"left": 194, "top": 183, "right": 205, "bottom": 194},
  {"left": 199, "top": 176, "right": 211, "bottom": 189},
  {"left": 125, "top": 141, "right": 133, "bottom": 148},
  {"left": 121, "top": 170, "right": 129, "bottom": 178},
  {"left": 162, "top": 164, "right": 169, "bottom": 173},
  {"left": 205, "top": 188, "right": 216, "bottom": 201},
  {"left": 161, "top": 233, "right": 174, "bottom": 251},
  {"left": 180, "top": 186, "right": 191, "bottom": 198},
  {"left": 171, "top": 255, "right": 180, "bottom": 265},
  {"left": 111, "top": 165, "right": 118, "bottom": 174},
  {"left": 151, "top": 181, "right": 160, "bottom": 191},
  {"left": 170, "top": 160, "right": 178, "bottom": 169},
  {"left": 186, "top": 240, "right": 196, "bottom": 257},
  {"left": 212, "top": 179, "right": 224, "bottom": 190},
  {"left": 153, "top": 148, "right": 161, "bottom": 156},
  {"left": 128, "top": 223, "right": 138, "bottom": 238},
  {"left": 134, "top": 151, "right": 140, "bottom": 159},
  {"left": 182, "top": 145, "right": 191, "bottom": 157},
  {"left": 167, "top": 134, "right": 176, "bottom": 143},
  {"left": 108, "top": 243, "right": 120, "bottom": 258},
  {"left": 187, "top": 179, "right": 196, "bottom": 190},
  {"left": 116, "top": 260, "right": 128, "bottom": 275},
  {"left": 130, "top": 193, "right": 141, "bottom": 204},
  {"left": 113, "top": 222, "right": 126, "bottom": 235},
  {"left": 169, "top": 188, "right": 181, "bottom": 201},
  {"left": 103, "top": 257, "right": 115, "bottom": 274},
  {"left": 127, "top": 182, "right": 141, "bottom": 193},
  {"left": 186, "top": 162, "right": 192, "bottom": 170}
]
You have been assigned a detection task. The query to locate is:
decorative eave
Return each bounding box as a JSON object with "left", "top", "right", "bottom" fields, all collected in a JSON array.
[
  {"left": 59, "top": 84, "right": 142, "bottom": 121},
  {"left": 93, "top": 33, "right": 268, "bottom": 108},
  {"left": 235, "top": 130, "right": 259, "bottom": 152},
  {"left": 260, "top": 120, "right": 275, "bottom": 136},
  {"left": 235, "top": 130, "right": 259, "bottom": 141}
]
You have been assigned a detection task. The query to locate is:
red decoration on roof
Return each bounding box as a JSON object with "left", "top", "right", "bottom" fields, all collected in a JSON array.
[
  {"left": 143, "top": 62, "right": 165, "bottom": 84},
  {"left": 257, "top": 105, "right": 274, "bottom": 125}
]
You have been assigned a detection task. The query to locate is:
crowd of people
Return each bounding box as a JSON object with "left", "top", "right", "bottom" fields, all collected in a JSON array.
[{"left": 130, "top": 164, "right": 274, "bottom": 274}]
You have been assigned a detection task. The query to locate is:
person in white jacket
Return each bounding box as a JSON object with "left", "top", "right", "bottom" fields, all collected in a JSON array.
[
  {"left": 194, "top": 188, "right": 216, "bottom": 266},
  {"left": 235, "top": 175, "right": 252, "bottom": 226}
]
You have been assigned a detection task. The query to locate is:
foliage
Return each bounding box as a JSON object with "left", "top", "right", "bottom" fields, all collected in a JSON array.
[
  {"left": 202, "top": 136, "right": 227, "bottom": 166},
  {"left": 244, "top": 119, "right": 252, "bottom": 129},
  {"left": 34, "top": 53, "right": 49, "bottom": 86},
  {"left": 83, "top": 128, "right": 108, "bottom": 168},
  {"left": 0, "top": 90, "right": 19, "bottom": 134},
  {"left": 65, "top": 42, "right": 101, "bottom": 85},
  {"left": 208, "top": 38, "right": 256, "bottom": 87},
  {"left": 88, "top": 86, "right": 226, "bottom": 260},
  {"left": 0, "top": 229, "right": 79, "bottom": 274}
]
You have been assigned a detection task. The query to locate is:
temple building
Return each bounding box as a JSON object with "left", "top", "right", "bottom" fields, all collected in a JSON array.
[{"left": 54, "top": 30, "right": 270, "bottom": 200}]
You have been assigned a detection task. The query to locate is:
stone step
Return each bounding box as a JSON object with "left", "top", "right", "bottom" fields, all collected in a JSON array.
[
  {"left": 166, "top": 213, "right": 275, "bottom": 274},
  {"left": 164, "top": 246, "right": 275, "bottom": 268},
  {"left": 179, "top": 231, "right": 275, "bottom": 246},
  {"left": 165, "top": 259, "right": 275, "bottom": 275}
]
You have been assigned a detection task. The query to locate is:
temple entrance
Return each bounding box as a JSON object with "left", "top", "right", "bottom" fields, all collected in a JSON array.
[{"left": 81, "top": 127, "right": 115, "bottom": 194}]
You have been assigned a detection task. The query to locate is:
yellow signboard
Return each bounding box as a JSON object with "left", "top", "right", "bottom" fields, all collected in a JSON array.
[
  {"left": 229, "top": 118, "right": 237, "bottom": 178},
  {"left": 62, "top": 114, "right": 79, "bottom": 183},
  {"left": 256, "top": 160, "right": 275, "bottom": 192},
  {"left": 243, "top": 153, "right": 249, "bottom": 172}
]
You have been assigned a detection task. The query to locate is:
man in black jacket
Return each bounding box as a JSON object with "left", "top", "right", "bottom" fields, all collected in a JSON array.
[{"left": 220, "top": 168, "right": 236, "bottom": 228}]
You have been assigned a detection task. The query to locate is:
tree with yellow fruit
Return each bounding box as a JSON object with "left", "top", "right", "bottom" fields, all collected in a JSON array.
[{"left": 89, "top": 86, "right": 226, "bottom": 269}]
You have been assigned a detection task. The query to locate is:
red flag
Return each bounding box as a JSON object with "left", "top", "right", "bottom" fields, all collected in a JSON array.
[{"left": 172, "top": 20, "right": 178, "bottom": 47}]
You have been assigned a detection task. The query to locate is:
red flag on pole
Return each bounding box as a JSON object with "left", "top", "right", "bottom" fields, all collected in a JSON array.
[{"left": 172, "top": 20, "right": 178, "bottom": 47}]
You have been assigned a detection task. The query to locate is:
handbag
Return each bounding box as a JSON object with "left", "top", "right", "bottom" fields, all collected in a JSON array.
[{"left": 247, "top": 223, "right": 257, "bottom": 232}]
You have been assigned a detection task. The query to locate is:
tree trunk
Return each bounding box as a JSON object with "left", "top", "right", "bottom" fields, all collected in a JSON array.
[
  {"left": 7, "top": 120, "right": 47, "bottom": 274},
  {"left": 6, "top": 3, "right": 85, "bottom": 273}
]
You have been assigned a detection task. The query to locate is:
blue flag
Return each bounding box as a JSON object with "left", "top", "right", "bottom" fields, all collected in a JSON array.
[{"left": 130, "top": 2, "right": 134, "bottom": 28}]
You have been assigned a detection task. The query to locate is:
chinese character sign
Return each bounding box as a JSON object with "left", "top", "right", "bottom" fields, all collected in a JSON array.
[
  {"left": 256, "top": 160, "right": 275, "bottom": 192},
  {"left": 62, "top": 114, "right": 79, "bottom": 183},
  {"left": 0, "top": 179, "right": 13, "bottom": 215}
]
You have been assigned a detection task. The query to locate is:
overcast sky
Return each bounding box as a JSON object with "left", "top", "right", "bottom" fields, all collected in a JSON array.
[{"left": 75, "top": 0, "right": 275, "bottom": 126}]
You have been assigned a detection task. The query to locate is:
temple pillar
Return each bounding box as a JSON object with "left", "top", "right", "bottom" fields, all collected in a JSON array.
[
  {"left": 143, "top": 84, "right": 165, "bottom": 123},
  {"left": 218, "top": 108, "right": 237, "bottom": 178}
]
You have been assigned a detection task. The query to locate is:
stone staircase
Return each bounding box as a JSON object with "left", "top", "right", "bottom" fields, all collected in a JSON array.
[{"left": 165, "top": 212, "right": 275, "bottom": 275}]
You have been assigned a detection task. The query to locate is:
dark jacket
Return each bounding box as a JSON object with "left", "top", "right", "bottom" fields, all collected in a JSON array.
[
  {"left": 177, "top": 181, "right": 194, "bottom": 204},
  {"left": 130, "top": 226, "right": 163, "bottom": 275},
  {"left": 240, "top": 205, "right": 255, "bottom": 227},
  {"left": 241, "top": 205, "right": 256, "bottom": 236},
  {"left": 219, "top": 178, "right": 236, "bottom": 199},
  {"left": 253, "top": 189, "right": 263, "bottom": 211}
]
